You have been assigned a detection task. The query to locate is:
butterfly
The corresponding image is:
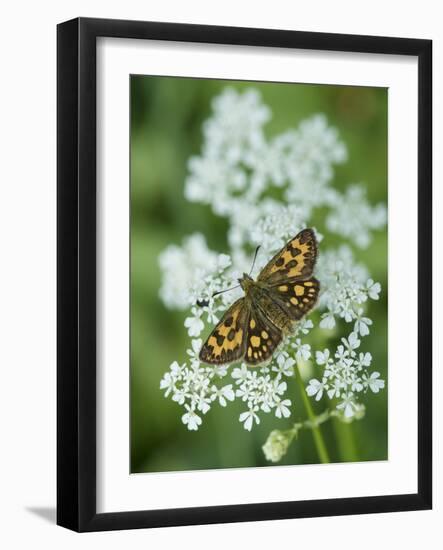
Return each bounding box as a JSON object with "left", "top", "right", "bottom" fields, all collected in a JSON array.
[{"left": 199, "top": 228, "right": 320, "bottom": 366}]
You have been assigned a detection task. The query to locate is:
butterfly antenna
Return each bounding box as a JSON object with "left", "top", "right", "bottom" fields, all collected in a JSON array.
[
  {"left": 196, "top": 285, "right": 241, "bottom": 306},
  {"left": 249, "top": 245, "right": 261, "bottom": 276},
  {"left": 211, "top": 285, "right": 240, "bottom": 299},
  {"left": 197, "top": 246, "right": 260, "bottom": 306}
]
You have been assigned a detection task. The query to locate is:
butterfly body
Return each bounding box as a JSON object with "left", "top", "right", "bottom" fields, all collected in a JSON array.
[
  {"left": 199, "top": 229, "right": 320, "bottom": 367},
  {"left": 239, "top": 274, "right": 294, "bottom": 332}
]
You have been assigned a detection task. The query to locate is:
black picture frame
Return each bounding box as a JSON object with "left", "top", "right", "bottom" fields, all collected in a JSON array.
[{"left": 57, "top": 17, "right": 432, "bottom": 532}]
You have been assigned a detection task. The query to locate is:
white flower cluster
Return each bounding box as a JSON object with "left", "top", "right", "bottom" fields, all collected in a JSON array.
[
  {"left": 185, "top": 88, "right": 271, "bottom": 215},
  {"left": 160, "top": 351, "right": 234, "bottom": 431},
  {"left": 316, "top": 245, "right": 381, "bottom": 331},
  {"left": 233, "top": 357, "right": 294, "bottom": 430},
  {"left": 306, "top": 331, "right": 385, "bottom": 419},
  {"left": 159, "top": 339, "right": 297, "bottom": 431},
  {"left": 326, "top": 185, "right": 387, "bottom": 248},
  {"left": 158, "top": 87, "right": 386, "bottom": 432},
  {"left": 158, "top": 233, "right": 232, "bottom": 311}
]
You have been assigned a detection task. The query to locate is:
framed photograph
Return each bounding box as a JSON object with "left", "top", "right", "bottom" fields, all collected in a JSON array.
[{"left": 57, "top": 17, "right": 432, "bottom": 531}]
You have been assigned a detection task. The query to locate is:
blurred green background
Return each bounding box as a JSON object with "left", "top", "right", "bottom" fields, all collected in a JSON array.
[{"left": 130, "top": 76, "right": 387, "bottom": 473}]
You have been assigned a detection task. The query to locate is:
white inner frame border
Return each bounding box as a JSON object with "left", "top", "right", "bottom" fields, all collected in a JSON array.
[{"left": 96, "top": 37, "right": 418, "bottom": 513}]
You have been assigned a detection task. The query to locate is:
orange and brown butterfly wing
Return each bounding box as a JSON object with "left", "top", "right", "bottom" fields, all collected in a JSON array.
[
  {"left": 200, "top": 229, "right": 319, "bottom": 366},
  {"left": 258, "top": 228, "right": 318, "bottom": 285},
  {"left": 267, "top": 276, "right": 320, "bottom": 321},
  {"left": 244, "top": 303, "right": 282, "bottom": 366},
  {"left": 199, "top": 298, "right": 249, "bottom": 365}
]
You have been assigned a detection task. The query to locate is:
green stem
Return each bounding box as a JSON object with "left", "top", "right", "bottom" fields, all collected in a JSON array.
[
  {"left": 294, "top": 362, "right": 330, "bottom": 464},
  {"left": 331, "top": 417, "right": 358, "bottom": 462}
]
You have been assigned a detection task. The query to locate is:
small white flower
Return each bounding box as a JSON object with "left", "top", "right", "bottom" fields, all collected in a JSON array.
[
  {"left": 306, "top": 379, "right": 326, "bottom": 401},
  {"left": 350, "top": 375, "right": 364, "bottom": 393},
  {"left": 363, "top": 371, "right": 385, "bottom": 393},
  {"left": 327, "top": 378, "right": 343, "bottom": 399},
  {"left": 272, "top": 353, "right": 295, "bottom": 376},
  {"left": 275, "top": 398, "right": 292, "bottom": 418},
  {"left": 297, "top": 318, "right": 314, "bottom": 335},
  {"left": 212, "top": 364, "right": 229, "bottom": 377},
  {"left": 232, "top": 364, "right": 250, "bottom": 385},
  {"left": 292, "top": 338, "right": 311, "bottom": 361},
  {"left": 356, "top": 352, "right": 372, "bottom": 369},
  {"left": 341, "top": 332, "right": 361, "bottom": 356},
  {"left": 354, "top": 309, "right": 373, "bottom": 336},
  {"left": 273, "top": 349, "right": 289, "bottom": 366},
  {"left": 335, "top": 402, "right": 366, "bottom": 424},
  {"left": 316, "top": 349, "right": 331, "bottom": 365},
  {"left": 239, "top": 406, "right": 260, "bottom": 431},
  {"left": 335, "top": 345, "right": 349, "bottom": 362},
  {"left": 272, "top": 379, "right": 287, "bottom": 397},
  {"left": 236, "top": 383, "right": 255, "bottom": 403},
  {"left": 337, "top": 392, "right": 358, "bottom": 418},
  {"left": 182, "top": 404, "right": 202, "bottom": 431},
  {"left": 160, "top": 372, "right": 175, "bottom": 397},
  {"left": 259, "top": 365, "right": 271, "bottom": 375},
  {"left": 367, "top": 279, "right": 381, "bottom": 300},
  {"left": 184, "top": 308, "right": 205, "bottom": 337},
  {"left": 170, "top": 361, "right": 185, "bottom": 377},
  {"left": 196, "top": 394, "right": 212, "bottom": 414},
  {"left": 212, "top": 384, "right": 235, "bottom": 406},
  {"left": 187, "top": 338, "right": 202, "bottom": 368},
  {"left": 172, "top": 387, "right": 188, "bottom": 405},
  {"left": 319, "top": 312, "right": 336, "bottom": 329},
  {"left": 204, "top": 306, "right": 219, "bottom": 326}
]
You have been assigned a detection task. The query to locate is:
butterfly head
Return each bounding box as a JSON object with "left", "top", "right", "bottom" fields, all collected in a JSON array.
[{"left": 238, "top": 273, "right": 254, "bottom": 292}]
